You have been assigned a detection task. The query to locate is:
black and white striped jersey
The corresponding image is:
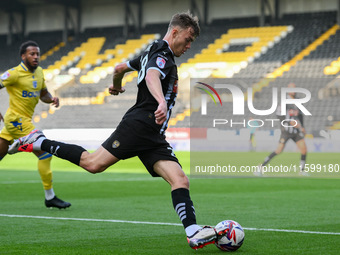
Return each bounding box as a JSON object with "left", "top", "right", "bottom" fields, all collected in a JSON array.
[
  {"left": 278, "top": 104, "right": 304, "bottom": 134},
  {"left": 125, "top": 39, "right": 178, "bottom": 135}
]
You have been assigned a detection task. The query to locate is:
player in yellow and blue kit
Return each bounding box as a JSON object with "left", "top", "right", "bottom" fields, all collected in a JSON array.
[{"left": 0, "top": 41, "right": 71, "bottom": 209}]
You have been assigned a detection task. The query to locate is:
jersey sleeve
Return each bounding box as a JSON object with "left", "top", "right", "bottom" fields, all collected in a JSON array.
[
  {"left": 39, "top": 67, "right": 47, "bottom": 90},
  {"left": 0, "top": 68, "right": 18, "bottom": 88},
  {"left": 146, "top": 49, "right": 174, "bottom": 79},
  {"left": 41, "top": 78, "right": 47, "bottom": 90},
  {"left": 127, "top": 56, "right": 141, "bottom": 71}
]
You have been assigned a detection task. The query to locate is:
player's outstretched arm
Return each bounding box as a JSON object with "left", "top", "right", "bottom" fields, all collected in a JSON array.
[
  {"left": 110, "top": 62, "right": 132, "bottom": 95},
  {"left": 0, "top": 83, "right": 4, "bottom": 122},
  {"left": 109, "top": 84, "right": 125, "bottom": 95},
  {"left": 289, "top": 119, "right": 305, "bottom": 134},
  {"left": 40, "top": 88, "right": 59, "bottom": 108},
  {"left": 145, "top": 69, "right": 167, "bottom": 125}
]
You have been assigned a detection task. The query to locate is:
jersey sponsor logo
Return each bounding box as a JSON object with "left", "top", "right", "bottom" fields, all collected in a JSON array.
[
  {"left": 33, "top": 80, "right": 37, "bottom": 89},
  {"left": 112, "top": 140, "right": 120, "bottom": 148},
  {"left": 10, "top": 121, "right": 23, "bottom": 131},
  {"left": 1, "top": 71, "right": 10, "bottom": 80},
  {"left": 22, "top": 90, "right": 40, "bottom": 98},
  {"left": 156, "top": 57, "right": 166, "bottom": 69}
]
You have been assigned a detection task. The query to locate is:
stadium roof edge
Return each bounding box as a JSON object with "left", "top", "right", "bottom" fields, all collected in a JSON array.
[{"left": 2, "top": 0, "right": 81, "bottom": 12}]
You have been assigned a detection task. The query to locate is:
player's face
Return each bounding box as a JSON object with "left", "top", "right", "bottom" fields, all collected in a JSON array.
[
  {"left": 288, "top": 83, "right": 296, "bottom": 98},
  {"left": 172, "top": 27, "right": 195, "bottom": 57},
  {"left": 288, "top": 91, "right": 296, "bottom": 98},
  {"left": 22, "top": 46, "right": 40, "bottom": 71}
]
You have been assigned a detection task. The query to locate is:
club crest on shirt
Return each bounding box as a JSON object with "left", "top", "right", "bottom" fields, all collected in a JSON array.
[
  {"left": 1, "top": 71, "right": 10, "bottom": 80},
  {"left": 112, "top": 140, "right": 120, "bottom": 148},
  {"left": 33, "top": 80, "right": 37, "bottom": 88},
  {"left": 156, "top": 57, "right": 166, "bottom": 69}
]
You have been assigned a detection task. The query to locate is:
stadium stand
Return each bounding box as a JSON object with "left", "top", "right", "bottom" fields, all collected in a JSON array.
[
  {"left": 1, "top": 11, "right": 340, "bottom": 136},
  {"left": 179, "top": 12, "right": 339, "bottom": 135},
  {"left": 0, "top": 30, "right": 64, "bottom": 71},
  {"left": 19, "top": 17, "right": 262, "bottom": 128}
]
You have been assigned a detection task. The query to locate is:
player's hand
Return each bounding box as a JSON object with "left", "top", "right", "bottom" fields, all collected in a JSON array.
[
  {"left": 154, "top": 101, "right": 167, "bottom": 125},
  {"left": 109, "top": 85, "right": 125, "bottom": 96},
  {"left": 51, "top": 97, "right": 59, "bottom": 108}
]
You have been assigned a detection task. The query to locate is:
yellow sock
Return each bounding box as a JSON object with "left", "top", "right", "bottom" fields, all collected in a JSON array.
[{"left": 38, "top": 153, "right": 53, "bottom": 191}]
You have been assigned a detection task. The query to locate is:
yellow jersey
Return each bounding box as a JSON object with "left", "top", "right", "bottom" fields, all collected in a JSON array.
[{"left": 0, "top": 62, "right": 46, "bottom": 119}]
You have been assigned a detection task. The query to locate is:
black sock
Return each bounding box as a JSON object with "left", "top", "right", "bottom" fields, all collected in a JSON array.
[
  {"left": 263, "top": 152, "right": 277, "bottom": 166},
  {"left": 171, "top": 188, "right": 197, "bottom": 229},
  {"left": 300, "top": 154, "right": 307, "bottom": 171},
  {"left": 41, "top": 139, "right": 86, "bottom": 166}
]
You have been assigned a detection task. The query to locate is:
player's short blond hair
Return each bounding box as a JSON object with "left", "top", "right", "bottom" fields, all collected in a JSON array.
[{"left": 168, "top": 11, "right": 200, "bottom": 38}]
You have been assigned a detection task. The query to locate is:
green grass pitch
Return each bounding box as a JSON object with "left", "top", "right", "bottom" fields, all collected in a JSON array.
[{"left": 0, "top": 151, "right": 339, "bottom": 254}]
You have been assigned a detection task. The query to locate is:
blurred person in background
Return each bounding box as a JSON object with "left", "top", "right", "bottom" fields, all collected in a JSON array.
[
  {"left": 256, "top": 83, "right": 308, "bottom": 176},
  {"left": 247, "top": 117, "right": 259, "bottom": 151}
]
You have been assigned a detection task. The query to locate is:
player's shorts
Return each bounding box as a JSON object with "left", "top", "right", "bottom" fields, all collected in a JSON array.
[
  {"left": 101, "top": 117, "right": 180, "bottom": 177},
  {"left": 279, "top": 131, "right": 304, "bottom": 144},
  {"left": 0, "top": 110, "right": 35, "bottom": 143}
]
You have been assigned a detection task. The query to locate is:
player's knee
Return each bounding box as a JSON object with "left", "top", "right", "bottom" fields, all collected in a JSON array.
[
  {"left": 85, "top": 164, "right": 107, "bottom": 174},
  {"left": 183, "top": 175, "right": 190, "bottom": 189},
  {"left": 0, "top": 140, "right": 9, "bottom": 159},
  {"left": 0, "top": 151, "right": 7, "bottom": 160},
  {"left": 85, "top": 167, "right": 104, "bottom": 174},
  {"left": 81, "top": 159, "right": 107, "bottom": 173},
  {"left": 0, "top": 148, "right": 6, "bottom": 161},
  {"left": 275, "top": 148, "right": 283, "bottom": 154},
  {"left": 177, "top": 173, "right": 190, "bottom": 189},
  {"left": 78, "top": 153, "right": 105, "bottom": 173}
]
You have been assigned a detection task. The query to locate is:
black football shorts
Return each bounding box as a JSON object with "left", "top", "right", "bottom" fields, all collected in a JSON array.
[
  {"left": 101, "top": 118, "right": 180, "bottom": 177},
  {"left": 279, "top": 131, "right": 304, "bottom": 144}
]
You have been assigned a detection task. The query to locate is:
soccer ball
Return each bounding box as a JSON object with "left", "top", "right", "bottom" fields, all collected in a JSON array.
[{"left": 215, "top": 220, "right": 245, "bottom": 252}]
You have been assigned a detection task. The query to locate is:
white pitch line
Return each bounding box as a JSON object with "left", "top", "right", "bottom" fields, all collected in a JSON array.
[
  {"left": 0, "top": 178, "right": 158, "bottom": 185},
  {"left": 243, "top": 227, "right": 340, "bottom": 235},
  {"left": 0, "top": 214, "right": 182, "bottom": 226},
  {"left": 0, "top": 214, "right": 339, "bottom": 236}
]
